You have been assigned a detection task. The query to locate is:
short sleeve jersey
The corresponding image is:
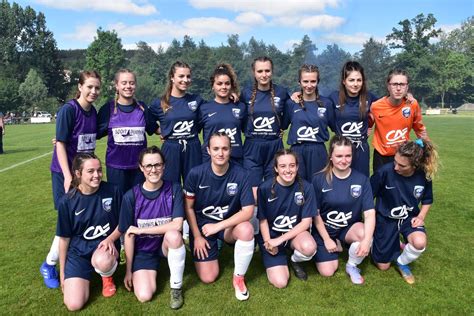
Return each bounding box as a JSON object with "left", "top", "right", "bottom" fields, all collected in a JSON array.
[
  {"left": 257, "top": 178, "right": 317, "bottom": 239},
  {"left": 56, "top": 182, "right": 121, "bottom": 257},
  {"left": 312, "top": 170, "right": 374, "bottom": 233},
  {"left": 285, "top": 96, "right": 333, "bottom": 145},
  {"left": 149, "top": 94, "right": 204, "bottom": 140},
  {"left": 184, "top": 162, "right": 254, "bottom": 228},
  {"left": 241, "top": 84, "right": 289, "bottom": 140},
  {"left": 370, "top": 163, "right": 433, "bottom": 219}
]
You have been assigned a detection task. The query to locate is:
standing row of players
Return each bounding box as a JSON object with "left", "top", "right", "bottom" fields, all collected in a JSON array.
[{"left": 39, "top": 57, "right": 433, "bottom": 309}]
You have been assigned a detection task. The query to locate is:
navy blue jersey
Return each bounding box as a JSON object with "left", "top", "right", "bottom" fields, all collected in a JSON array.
[
  {"left": 285, "top": 96, "right": 334, "bottom": 145},
  {"left": 184, "top": 162, "right": 254, "bottom": 227},
  {"left": 149, "top": 94, "right": 204, "bottom": 140},
  {"left": 56, "top": 182, "right": 121, "bottom": 257},
  {"left": 370, "top": 163, "right": 433, "bottom": 219},
  {"left": 312, "top": 170, "right": 373, "bottom": 233},
  {"left": 257, "top": 178, "right": 317, "bottom": 239},
  {"left": 328, "top": 90, "right": 378, "bottom": 141},
  {"left": 198, "top": 100, "right": 246, "bottom": 158},
  {"left": 241, "top": 84, "right": 289, "bottom": 139}
]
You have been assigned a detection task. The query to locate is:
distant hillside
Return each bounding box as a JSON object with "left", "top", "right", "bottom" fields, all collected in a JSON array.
[{"left": 58, "top": 49, "right": 137, "bottom": 70}]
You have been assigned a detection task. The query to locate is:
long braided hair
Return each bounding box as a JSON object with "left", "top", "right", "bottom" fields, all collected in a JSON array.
[
  {"left": 161, "top": 61, "right": 191, "bottom": 113},
  {"left": 270, "top": 149, "right": 305, "bottom": 204},
  {"left": 338, "top": 61, "right": 368, "bottom": 118},
  {"left": 250, "top": 56, "right": 280, "bottom": 126},
  {"left": 297, "top": 64, "right": 324, "bottom": 110}
]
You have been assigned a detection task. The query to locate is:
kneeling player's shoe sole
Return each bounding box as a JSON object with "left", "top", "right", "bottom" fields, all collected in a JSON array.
[
  {"left": 345, "top": 264, "right": 365, "bottom": 285},
  {"left": 101, "top": 276, "right": 117, "bottom": 297},
  {"left": 397, "top": 262, "right": 415, "bottom": 284},
  {"left": 170, "top": 288, "right": 184, "bottom": 309},
  {"left": 233, "top": 275, "right": 249, "bottom": 301},
  {"left": 40, "top": 261, "right": 60, "bottom": 289},
  {"left": 290, "top": 260, "right": 308, "bottom": 281}
]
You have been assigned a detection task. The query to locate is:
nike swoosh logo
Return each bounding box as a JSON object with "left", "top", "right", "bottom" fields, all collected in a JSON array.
[
  {"left": 75, "top": 208, "right": 85, "bottom": 216},
  {"left": 385, "top": 185, "right": 396, "bottom": 189},
  {"left": 294, "top": 109, "right": 303, "bottom": 113},
  {"left": 335, "top": 104, "right": 341, "bottom": 108},
  {"left": 208, "top": 112, "right": 217, "bottom": 117},
  {"left": 199, "top": 185, "right": 210, "bottom": 189},
  {"left": 267, "top": 197, "right": 278, "bottom": 202},
  {"left": 322, "top": 188, "right": 333, "bottom": 192}
]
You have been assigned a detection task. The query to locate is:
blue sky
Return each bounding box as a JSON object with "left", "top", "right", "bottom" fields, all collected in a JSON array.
[{"left": 16, "top": 0, "right": 473, "bottom": 53}]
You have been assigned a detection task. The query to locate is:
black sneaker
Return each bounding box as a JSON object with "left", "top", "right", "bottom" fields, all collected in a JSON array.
[
  {"left": 290, "top": 260, "right": 308, "bottom": 281},
  {"left": 170, "top": 288, "right": 184, "bottom": 309}
]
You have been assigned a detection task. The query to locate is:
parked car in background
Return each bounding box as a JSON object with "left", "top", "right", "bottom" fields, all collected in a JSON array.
[{"left": 36, "top": 111, "right": 52, "bottom": 118}]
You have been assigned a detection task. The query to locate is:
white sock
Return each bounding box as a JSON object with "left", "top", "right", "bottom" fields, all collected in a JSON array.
[
  {"left": 291, "top": 249, "right": 315, "bottom": 262},
  {"left": 183, "top": 220, "right": 190, "bottom": 239},
  {"left": 397, "top": 243, "right": 425, "bottom": 265},
  {"left": 250, "top": 206, "right": 259, "bottom": 235},
  {"left": 46, "top": 236, "right": 60, "bottom": 266},
  {"left": 168, "top": 245, "right": 185, "bottom": 289},
  {"left": 234, "top": 239, "right": 255, "bottom": 276},
  {"left": 95, "top": 261, "right": 118, "bottom": 277},
  {"left": 347, "top": 242, "right": 365, "bottom": 267}
]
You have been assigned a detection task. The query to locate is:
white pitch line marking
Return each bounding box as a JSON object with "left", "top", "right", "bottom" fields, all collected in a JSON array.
[{"left": 0, "top": 151, "right": 53, "bottom": 173}]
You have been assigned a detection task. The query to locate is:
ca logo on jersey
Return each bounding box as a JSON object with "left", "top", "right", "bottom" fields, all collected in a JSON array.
[
  {"left": 297, "top": 126, "right": 319, "bottom": 141},
  {"left": 350, "top": 185, "right": 362, "bottom": 198},
  {"left": 253, "top": 117, "right": 275, "bottom": 132},
  {"left": 341, "top": 122, "right": 363, "bottom": 137},
  {"left": 188, "top": 101, "right": 197, "bottom": 111},
  {"left": 83, "top": 223, "right": 111, "bottom": 240},
  {"left": 202, "top": 205, "right": 229, "bottom": 221},
  {"left": 272, "top": 215, "right": 297, "bottom": 232},
  {"left": 386, "top": 128, "right": 408, "bottom": 145},
  {"left": 294, "top": 192, "right": 304, "bottom": 206},
  {"left": 413, "top": 185, "right": 424, "bottom": 199},
  {"left": 317, "top": 107, "right": 326, "bottom": 118},
  {"left": 390, "top": 205, "right": 414, "bottom": 219},
  {"left": 227, "top": 183, "right": 238, "bottom": 196},
  {"left": 326, "top": 211, "right": 352, "bottom": 228},
  {"left": 102, "top": 198, "right": 112, "bottom": 212},
  {"left": 232, "top": 108, "right": 241, "bottom": 119},
  {"left": 218, "top": 128, "right": 237, "bottom": 143},
  {"left": 402, "top": 107, "right": 411, "bottom": 118},
  {"left": 173, "top": 120, "right": 194, "bottom": 136}
]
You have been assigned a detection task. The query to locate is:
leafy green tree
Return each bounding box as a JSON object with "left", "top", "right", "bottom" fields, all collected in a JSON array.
[
  {"left": 0, "top": 75, "right": 20, "bottom": 113},
  {"left": 128, "top": 41, "right": 161, "bottom": 103},
  {"left": 315, "top": 44, "right": 352, "bottom": 95},
  {"left": 85, "top": 28, "right": 125, "bottom": 105},
  {"left": 18, "top": 68, "right": 48, "bottom": 112}
]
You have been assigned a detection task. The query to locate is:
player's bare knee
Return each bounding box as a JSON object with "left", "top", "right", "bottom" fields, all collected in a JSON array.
[
  {"left": 199, "top": 271, "right": 218, "bottom": 284},
  {"left": 376, "top": 262, "right": 391, "bottom": 271},
  {"left": 411, "top": 237, "right": 427, "bottom": 250},
  {"left": 270, "top": 276, "right": 288, "bottom": 289},
  {"left": 92, "top": 251, "right": 116, "bottom": 272},
  {"left": 64, "top": 298, "right": 84, "bottom": 312},
  {"left": 235, "top": 221, "right": 254, "bottom": 240},
  {"left": 318, "top": 266, "right": 336, "bottom": 277},
  {"left": 135, "top": 289, "right": 153, "bottom": 303},
  {"left": 299, "top": 240, "right": 316, "bottom": 257},
  {"left": 164, "top": 230, "right": 183, "bottom": 248}
]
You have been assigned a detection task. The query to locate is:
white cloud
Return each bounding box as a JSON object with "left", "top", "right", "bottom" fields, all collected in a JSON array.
[
  {"left": 321, "top": 32, "right": 380, "bottom": 45},
  {"left": 64, "top": 22, "right": 98, "bottom": 42},
  {"left": 189, "top": 0, "right": 341, "bottom": 16},
  {"left": 235, "top": 12, "right": 267, "bottom": 25},
  {"left": 183, "top": 18, "right": 246, "bottom": 36},
  {"left": 34, "top": 0, "right": 158, "bottom": 15},
  {"left": 299, "top": 15, "right": 345, "bottom": 30},
  {"left": 439, "top": 23, "right": 461, "bottom": 34}
]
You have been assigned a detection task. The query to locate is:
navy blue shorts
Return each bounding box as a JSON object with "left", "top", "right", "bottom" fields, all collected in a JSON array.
[
  {"left": 372, "top": 214, "right": 426, "bottom": 264},
  {"left": 51, "top": 171, "right": 66, "bottom": 210},
  {"left": 189, "top": 230, "right": 230, "bottom": 262},
  {"left": 350, "top": 139, "right": 370, "bottom": 177},
  {"left": 132, "top": 249, "right": 166, "bottom": 273},
  {"left": 162, "top": 138, "right": 202, "bottom": 183},
  {"left": 256, "top": 233, "right": 292, "bottom": 269},
  {"left": 243, "top": 138, "right": 283, "bottom": 187},
  {"left": 64, "top": 253, "right": 95, "bottom": 281},
  {"left": 291, "top": 142, "right": 327, "bottom": 181},
  {"left": 312, "top": 224, "right": 352, "bottom": 263},
  {"left": 106, "top": 166, "right": 144, "bottom": 194}
]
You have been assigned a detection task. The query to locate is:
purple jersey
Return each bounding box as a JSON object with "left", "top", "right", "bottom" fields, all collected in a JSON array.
[{"left": 51, "top": 100, "right": 97, "bottom": 173}]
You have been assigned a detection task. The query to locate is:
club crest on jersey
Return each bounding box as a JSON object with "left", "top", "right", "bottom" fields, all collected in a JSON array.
[
  {"left": 273, "top": 97, "right": 281, "bottom": 108},
  {"left": 227, "top": 183, "right": 238, "bottom": 196},
  {"left": 294, "top": 192, "right": 304, "bottom": 206},
  {"left": 413, "top": 185, "right": 424, "bottom": 199},
  {"left": 187, "top": 101, "right": 198, "bottom": 111},
  {"left": 232, "top": 108, "right": 241, "bottom": 119},
  {"left": 402, "top": 107, "right": 411, "bottom": 118},
  {"left": 102, "top": 198, "right": 112, "bottom": 212},
  {"left": 317, "top": 107, "right": 326, "bottom": 118},
  {"left": 350, "top": 185, "right": 362, "bottom": 198}
]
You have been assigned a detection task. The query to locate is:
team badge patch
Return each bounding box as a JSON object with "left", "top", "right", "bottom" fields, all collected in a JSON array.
[
  {"left": 102, "top": 198, "right": 112, "bottom": 212},
  {"left": 294, "top": 192, "right": 304, "bottom": 206},
  {"left": 413, "top": 185, "right": 425, "bottom": 199},
  {"left": 188, "top": 101, "right": 197, "bottom": 112},
  {"left": 273, "top": 97, "right": 281, "bottom": 108},
  {"left": 232, "top": 108, "right": 241, "bottom": 119},
  {"left": 350, "top": 185, "right": 362, "bottom": 198},
  {"left": 227, "top": 183, "right": 238, "bottom": 196},
  {"left": 317, "top": 107, "right": 326, "bottom": 118},
  {"left": 402, "top": 107, "right": 411, "bottom": 118}
]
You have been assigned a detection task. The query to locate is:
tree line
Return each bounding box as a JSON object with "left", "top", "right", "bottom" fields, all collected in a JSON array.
[{"left": 0, "top": 0, "right": 472, "bottom": 115}]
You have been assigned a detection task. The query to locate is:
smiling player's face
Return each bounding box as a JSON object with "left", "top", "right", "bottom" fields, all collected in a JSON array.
[
  {"left": 208, "top": 135, "right": 231, "bottom": 167},
  {"left": 275, "top": 154, "right": 298, "bottom": 186},
  {"left": 77, "top": 158, "right": 102, "bottom": 193}
]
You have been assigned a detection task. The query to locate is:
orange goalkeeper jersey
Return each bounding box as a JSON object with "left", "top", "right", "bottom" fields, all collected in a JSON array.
[{"left": 370, "top": 97, "right": 428, "bottom": 156}]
